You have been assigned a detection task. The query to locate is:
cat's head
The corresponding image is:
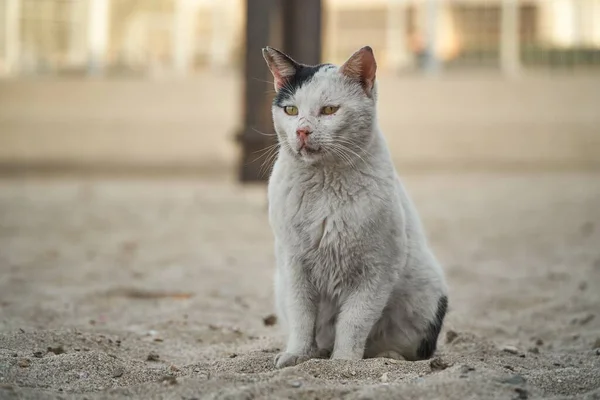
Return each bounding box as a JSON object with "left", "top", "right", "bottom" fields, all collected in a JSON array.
[{"left": 262, "top": 46, "right": 377, "bottom": 165}]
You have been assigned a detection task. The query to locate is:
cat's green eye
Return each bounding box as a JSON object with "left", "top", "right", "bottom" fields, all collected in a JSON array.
[
  {"left": 284, "top": 106, "right": 298, "bottom": 116},
  {"left": 321, "top": 106, "right": 339, "bottom": 115}
]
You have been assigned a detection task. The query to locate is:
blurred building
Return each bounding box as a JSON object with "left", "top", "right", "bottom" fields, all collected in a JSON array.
[{"left": 1, "top": 0, "right": 599, "bottom": 77}]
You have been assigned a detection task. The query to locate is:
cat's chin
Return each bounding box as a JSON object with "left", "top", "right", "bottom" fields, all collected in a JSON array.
[{"left": 297, "top": 147, "right": 324, "bottom": 163}]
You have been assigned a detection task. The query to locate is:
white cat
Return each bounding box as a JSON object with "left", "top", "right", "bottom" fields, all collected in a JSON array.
[{"left": 263, "top": 46, "right": 448, "bottom": 369}]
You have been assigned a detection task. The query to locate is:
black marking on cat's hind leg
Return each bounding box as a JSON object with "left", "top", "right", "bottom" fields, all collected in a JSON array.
[{"left": 416, "top": 295, "right": 448, "bottom": 360}]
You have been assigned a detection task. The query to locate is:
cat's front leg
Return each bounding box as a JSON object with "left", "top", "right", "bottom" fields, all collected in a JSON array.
[
  {"left": 331, "top": 281, "right": 392, "bottom": 360},
  {"left": 275, "top": 267, "right": 318, "bottom": 368}
]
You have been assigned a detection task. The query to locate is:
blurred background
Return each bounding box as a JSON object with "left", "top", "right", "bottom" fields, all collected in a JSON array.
[
  {"left": 0, "top": 0, "right": 599, "bottom": 179},
  {"left": 1, "top": 4, "right": 600, "bottom": 397}
]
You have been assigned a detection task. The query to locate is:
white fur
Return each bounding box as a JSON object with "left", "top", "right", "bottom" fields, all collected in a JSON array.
[{"left": 265, "top": 49, "right": 448, "bottom": 369}]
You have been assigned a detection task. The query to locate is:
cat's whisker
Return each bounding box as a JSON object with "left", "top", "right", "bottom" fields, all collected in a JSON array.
[
  {"left": 251, "top": 127, "right": 278, "bottom": 137},
  {"left": 259, "top": 145, "right": 281, "bottom": 178},
  {"left": 322, "top": 139, "right": 371, "bottom": 172},
  {"left": 248, "top": 143, "right": 280, "bottom": 166},
  {"left": 252, "top": 77, "right": 275, "bottom": 85},
  {"left": 252, "top": 142, "right": 279, "bottom": 156},
  {"left": 334, "top": 142, "right": 370, "bottom": 168},
  {"left": 331, "top": 137, "right": 374, "bottom": 159},
  {"left": 326, "top": 143, "right": 359, "bottom": 171}
]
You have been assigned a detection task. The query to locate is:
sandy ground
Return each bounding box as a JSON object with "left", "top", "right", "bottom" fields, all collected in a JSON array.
[{"left": 1, "top": 172, "right": 600, "bottom": 399}]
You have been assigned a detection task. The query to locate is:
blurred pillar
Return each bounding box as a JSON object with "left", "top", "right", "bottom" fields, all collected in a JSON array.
[
  {"left": 68, "top": 0, "right": 86, "bottom": 66},
  {"left": 423, "top": 0, "right": 440, "bottom": 74},
  {"left": 546, "top": 0, "right": 577, "bottom": 47},
  {"left": 387, "top": 0, "right": 411, "bottom": 72},
  {"left": 4, "top": 0, "right": 21, "bottom": 76},
  {"left": 87, "top": 0, "right": 110, "bottom": 75},
  {"left": 173, "top": 0, "right": 196, "bottom": 75},
  {"left": 282, "top": 0, "right": 322, "bottom": 64},
  {"left": 210, "top": 0, "right": 232, "bottom": 70},
  {"left": 238, "top": 0, "right": 322, "bottom": 182},
  {"left": 500, "top": 0, "right": 521, "bottom": 77}
]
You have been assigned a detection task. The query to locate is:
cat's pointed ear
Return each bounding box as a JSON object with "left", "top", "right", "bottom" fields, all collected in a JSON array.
[
  {"left": 340, "top": 46, "right": 377, "bottom": 96},
  {"left": 262, "top": 47, "right": 299, "bottom": 92}
]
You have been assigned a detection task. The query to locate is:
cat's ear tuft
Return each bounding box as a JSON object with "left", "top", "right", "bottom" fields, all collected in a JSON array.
[
  {"left": 339, "top": 46, "right": 377, "bottom": 96},
  {"left": 262, "top": 47, "right": 299, "bottom": 92}
]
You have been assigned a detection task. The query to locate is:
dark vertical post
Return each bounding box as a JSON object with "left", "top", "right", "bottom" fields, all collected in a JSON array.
[
  {"left": 237, "top": 0, "right": 277, "bottom": 182},
  {"left": 282, "top": 0, "right": 322, "bottom": 64},
  {"left": 237, "top": 0, "right": 322, "bottom": 182}
]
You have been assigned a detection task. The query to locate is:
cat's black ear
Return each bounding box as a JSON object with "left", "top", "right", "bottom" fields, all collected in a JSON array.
[
  {"left": 262, "top": 47, "right": 299, "bottom": 92},
  {"left": 340, "top": 46, "right": 377, "bottom": 97}
]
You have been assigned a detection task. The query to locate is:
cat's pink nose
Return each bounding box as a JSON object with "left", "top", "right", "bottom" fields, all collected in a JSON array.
[{"left": 296, "top": 128, "right": 312, "bottom": 143}]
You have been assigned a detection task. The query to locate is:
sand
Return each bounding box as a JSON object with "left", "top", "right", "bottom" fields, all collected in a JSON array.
[{"left": 1, "top": 172, "right": 599, "bottom": 399}]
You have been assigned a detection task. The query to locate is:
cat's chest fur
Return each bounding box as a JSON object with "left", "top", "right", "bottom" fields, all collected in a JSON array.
[{"left": 269, "top": 159, "right": 391, "bottom": 291}]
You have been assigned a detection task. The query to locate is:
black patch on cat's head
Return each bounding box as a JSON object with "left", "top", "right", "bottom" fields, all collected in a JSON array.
[
  {"left": 416, "top": 295, "right": 448, "bottom": 360},
  {"left": 273, "top": 63, "right": 335, "bottom": 107}
]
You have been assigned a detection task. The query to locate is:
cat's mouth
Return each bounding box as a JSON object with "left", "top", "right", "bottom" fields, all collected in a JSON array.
[{"left": 297, "top": 144, "right": 322, "bottom": 156}]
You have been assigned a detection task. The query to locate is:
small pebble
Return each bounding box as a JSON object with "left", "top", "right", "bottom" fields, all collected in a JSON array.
[
  {"left": 579, "top": 314, "right": 594, "bottom": 325},
  {"left": 460, "top": 365, "right": 475, "bottom": 374},
  {"left": 11, "top": 353, "right": 17, "bottom": 357},
  {"left": 263, "top": 314, "right": 278, "bottom": 326},
  {"left": 502, "top": 345, "right": 519, "bottom": 355},
  {"left": 47, "top": 346, "right": 65, "bottom": 355},
  {"left": 194, "top": 368, "right": 201, "bottom": 373},
  {"left": 514, "top": 387, "right": 529, "bottom": 399},
  {"left": 350, "top": 371, "right": 356, "bottom": 376},
  {"left": 229, "top": 353, "right": 238, "bottom": 358},
  {"left": 161, "top": 376, "right": 177, "bottom": 385},
  {"left": 380, "top": 372, "right": 389, "bottom": 383},
  {"left": 18, "top": 359, "right": 30, "bottom": 368},
  {"left": 112, "top": 368, "right": 124, "bottom": 378},
  {"left": 289, "top": 381, "right": 302, "bottom": 388},
  {"left": 528, "top": 347, "right": 540, "bottom": 354},
  {"left": 32, "top": 351, "right": 44, "bottom": 358},
  {"left": 446, "top": 330, "right": 459, "bottom": 344},
  {"left": 147, "top": 352, "right": 160, "bottom": 362},
  {"left": 535, "top": 338, "right": 544, "bottom": 346},
  {"left": 504, "top": 365, "right": 515, "bottom": 371},
  {"left": 430, "top": 357, "right": 450, "bottom": 371},
  {"left": 595, "top": 349, "right": 600, "bottom": 356}
]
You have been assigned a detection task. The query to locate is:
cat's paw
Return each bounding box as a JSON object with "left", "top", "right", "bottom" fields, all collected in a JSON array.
[{"left": 274, "top": 352, "right": 311, "bottom": 369}]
